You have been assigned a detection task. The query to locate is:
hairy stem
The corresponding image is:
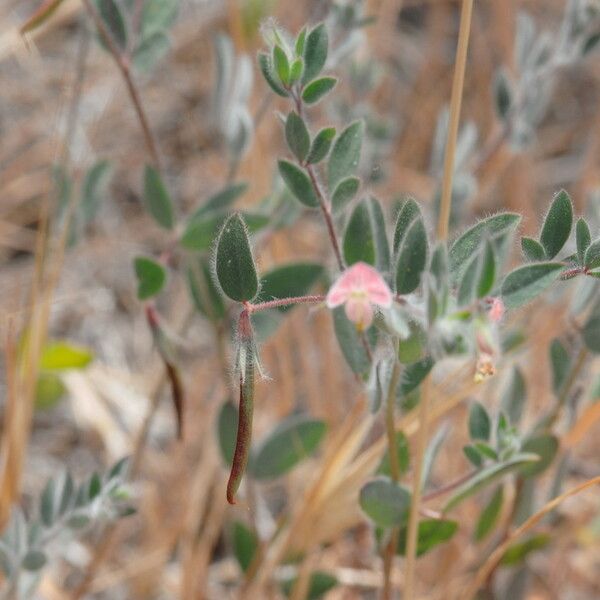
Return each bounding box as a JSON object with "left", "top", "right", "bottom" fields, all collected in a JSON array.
[
  {"left": 289, "top": 90, "right": 345, "bottom": 271},
  {"left": 227, "top": 310, "right": 256, "bottom": 504},
  {"left": 81, "top": 0, "right": 162, "bottom": 169},
  {"left": 246, "top": 294, "right": 326, "bottom": 313},
  {"left": 382, "top": 360, "right": 402, "bottom": 600},
  {"left": 404, "top": 375, "right": 432, "bottom": 599},
  {"left": 436, "top": 0, "right": 474, "bottom": 241}
]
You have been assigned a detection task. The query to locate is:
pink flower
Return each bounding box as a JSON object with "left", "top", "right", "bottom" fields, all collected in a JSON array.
[
  {"left": 488, "top": 297, "right": 505, "bottom": 323},
  {"left": 326, "top": 262, "right": 393, "bottom": 331}
]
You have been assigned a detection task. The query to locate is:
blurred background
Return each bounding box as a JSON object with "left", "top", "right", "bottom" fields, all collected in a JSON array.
[{"left": 0, "top": 0, "right": 599, "bottom": 598}]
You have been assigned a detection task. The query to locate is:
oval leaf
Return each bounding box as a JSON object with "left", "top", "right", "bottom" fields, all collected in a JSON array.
[
  {"left": 327, "top": 121, "right": 363, "bottom": 190},
  {"left": 251, "top": 415, "right": 327, "bottom": 480},
  {"left": 359, "top": 476, "right": 412, "bottom": 528},
  {"left": 301, "top": 23, "right": 328, "bottom": 85},
  {"left": 302, "top": 76, "right": 337, "bottom": 105},
  {"left": 143, "top": 165, "right": 174, "bottom": 230},
  {"left": 501, "top": 263, "right": 563, "bottom": 309},
  {"left": 540, "top": 190, "right": 573, "bottom": 259},
  {"left": 285, "top": 112, "right": 310, "bottom": 163},
  {"left": 215, "top": 214, "right": 259, "bottom": 302},
  {"left": 134, "top": 256, "right": 166, "bottom": 300},
  {"left": 278, "top": 160, "right": 319, "bottom": 208},
  {"left": 395, "top": 218, "right": 428, "bottom": 294}
]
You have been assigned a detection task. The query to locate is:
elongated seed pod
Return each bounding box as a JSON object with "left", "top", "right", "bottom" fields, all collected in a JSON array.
[{"left": 227, "top": 310, "right": 256, "bottom": 504}]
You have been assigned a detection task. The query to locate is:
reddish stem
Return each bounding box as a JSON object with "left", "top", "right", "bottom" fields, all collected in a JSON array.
[{"left": 246, "top": 294, "right": 326, "bottom": 313}]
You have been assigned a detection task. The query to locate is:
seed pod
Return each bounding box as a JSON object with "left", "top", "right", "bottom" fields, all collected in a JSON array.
[{"left": 227, "top": 310, "right": 256, "bottom": 504}]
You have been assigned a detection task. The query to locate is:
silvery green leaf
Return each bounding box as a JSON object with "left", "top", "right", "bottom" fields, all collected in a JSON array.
[
  {"left": 421, "top": 423, "right": 449, "bottom": 489},
  {"left": 140, "top": 0, "right": 178, "bottom": 38},
  {"left": 584, "top": 237, "right": 600, "bottom": 269},
  {"left": 95, "top": 0, "right": 127, "bottom": 50},
  {"left": 301, "top": 23, "right": 328, "bottom": 85},
  {"left": 306, "top": 127, "right": 336, "bottom": 165},
  {"left": 395, "top": 217, "right": 428, "bottom": 294},
  {"left": 501, "top": 366, "right": 526, "bottom": 425},
  {"left": 393, "top": 198, "right": 421, "bottom": 254},
  {"left": 285, "top": 112, "right": 310, "bottom": 163},
  {"left": 501, "top": 262, "right": 563, "bottom": 308},
  {"left": 494, "top": 68, "right": 513, "bottom": 120},
  {"left": 278, "top": 160, "right": 319, "bottom": 208},
  {"left": 40, "top": 478, "right": 56, "bottom": 527},
  {"left": 302, "top": 76, "right": 337, "bottom": 104},
  {"left": 575, "top": 218, "right": 591, "bottom": 265},
  {"left": 22, "top": 550, "right": 47, "bottom": 571},
  {"left": 331, "top": 177, "right": 360, "bottom": 214},
  {"left": 133, "top": 31, "right": 170, "bottom": 72},
  {"left": 258, "top": 52, "right": 288, "bottom": 97},
  {"left": 539, "top": 190, "right": 573, "bottom": 259},
  {"left": 327, "top": 121, "right": 363, "bottom": 190},
  {"left": 521, "top": 237, "right": 546, "bottom": 261},
  {"left": 515, "top": 11, "right": 537, "bottom": 70},
  {"left": 549, "top": 338, "right": 570, "bottom": 394}
]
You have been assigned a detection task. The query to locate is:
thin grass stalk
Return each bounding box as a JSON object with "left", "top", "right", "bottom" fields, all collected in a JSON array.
[{"left": 436, "top": 0, "right": 475, "bottom": 241}]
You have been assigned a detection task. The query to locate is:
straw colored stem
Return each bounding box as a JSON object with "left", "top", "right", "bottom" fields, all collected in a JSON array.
[{"left": 436, "top": 0, "right": 474, "bottom": 241}]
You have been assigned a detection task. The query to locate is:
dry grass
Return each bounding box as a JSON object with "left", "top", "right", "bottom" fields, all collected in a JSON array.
[{"left": 1, "top": 0, "right": 599, "bottom": 598}]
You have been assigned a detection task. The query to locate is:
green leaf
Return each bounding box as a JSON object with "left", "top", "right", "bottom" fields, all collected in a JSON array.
[
  {"left": 288, "top": 57, "right": 304, "bottom": 84},
  {"left": 215, "top": 213, "right": 259, "bottom": 302},
  {"left": 306, "top": 127, "right": 335, "bottom": 165},
  {"left": 258, "top": 52, "right": 288, "bottom": 97},
  {"left": 302, "top": 76, "right": 337, "bottom": 104},
  {"left": 331, "top": 177, "right": 360, "bottom": 214},
  {"left": 521, "top": 237, "right": 546, "bottom": 262},
  {"left": 301, "top": 23, "right": 328, "bottom": 85},
  {"left": 278, "top": 160, "right": 319, "bottom": 208},
  {"left": 474, "top": 442, "right": 498, "bottom": 461},
  {"left": 493, "top": 69, "right": 512, "bottom": 120},
  {"left": 469, "top": 401, "right": 491, "bottom": 441},
  {"left": 333, "top": 307, "right": 370, "bottom": 376},
  {"left": 520, "top": 435, "right": 558, "bottom": 477},
  {"left": 584, "top": 237, "right": 600, "bottom": 269},
  {"left": 377, "top": 431, "right": 410, "bottom": 477},
  {"left": 450, "top": 213, "right": 521, "bottom": 279},
  {"left": 327, "top": 121, "right": 363, "bottom": 190},
  {"left": 88, "top": 472, "right": 102, "bottom": 500},
  {"left": 40, "top": 341, "right": 93, "bottom": 371},
  {"left": 575, "top": 218, "right": 591, "bottom": 265},
  {"left": 457, "top": 253, "right": 479, "bottom": 307},
  {"left": 501, "top": 263, "right": 563, "bottom": 309},
  {"left": 255, "top": 263, "right": 323, "bottom": 311},
  {"left": 133, "top": 31, "right": 170, "bottom": 72},
  {"left": 191, "top": 182, "right": 248, "bottom": 219},
  {"left": 140, "top": 0, "right": 178, "bottom": 37},
  {"left": 443, "top": 453, "right": 539, "bottom": 512},
  {"left": 343, "top": 199, "right": 376, "bottom": 266},
  {"left": 583, "top": 315, "right": 600, "bottom": 353},
  {"left": 217, "top": 400, "right": 238, "bottom": 467},
  {"left": 40, "top": 478, "right": 55, "bottom": 526},
  {"left": 232, "top": 521, "right": 258, "bottom": 573},
  {"left": 398, "top": 356, "right": 434, "bottom": 397},
  {"left": 474, "top": 485, "right": 504, "bottom": 541},
  {"left": 501, "top": 366, "right": 526, "bottom": 424},
  {"left": 272, "top": 44, "right": 290, "bottom": 85},
  {"left": 134, "top": 256, "right": 166, "bottom": 300},
  {"left": 81, "top": 159, "right": 110, "bottom": 222},
  {"left": 539, "top": 190, "right": 573, "bottom": 259},
  {"left": 35, "top": 373, "right": 66, "bottom": 410},
  {"left": 280, "top": 571, "right": 337, "bottom": 600},
  {"left": 187, "top": 258, "right": 226, "bottom": 322},
  {"left": 143, "top": 165, "right": 175, "bottom": 230},
  {"left": 295, "top": 27, "right": 307, "bottom": 56},
  {"left": 500, "top": 533, "right": 551, "bottom": 566},
  {"left": 396, "top": 519, "right": 458, "bottom": 556},
  {"left": 359, "top": 477, "right": 412, "bottom": 528},
  {"left": 251, "top": 416, "right": 327, "bottom": 480},
  {"left": 477, "top": 239, "right": 496, "bottom": 298},
  {"left": 95, "top": 0, "right": 127, "bottom": 50},
  {"left": 463, "top": 445, "right": 483, "bottom": 468},
  {"left": 395, "top": 218, "right": 428, "bottom": 294},
  {"left": 22, "top": 550, "right": 47, "bottom": 571},
  {"left": 549, "top": 338, "right": 570, "bottom": 394},
  {"left": 285, "top": 112, "right": 310, "bottom": 163},
  {"left": 393, "top": 198, "right": 421, "bottom": 254}
]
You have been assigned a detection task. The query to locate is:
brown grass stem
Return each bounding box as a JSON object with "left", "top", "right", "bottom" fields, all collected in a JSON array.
[{"left": 436, "top": 0, "right": 474, "bottom": 241}]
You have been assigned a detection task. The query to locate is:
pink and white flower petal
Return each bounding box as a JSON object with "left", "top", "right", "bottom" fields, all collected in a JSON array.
[{"left": 344, "top": 296, "right": 374, "bottom": 331}]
